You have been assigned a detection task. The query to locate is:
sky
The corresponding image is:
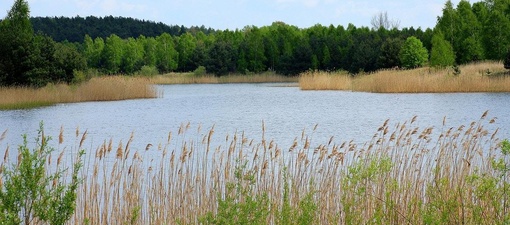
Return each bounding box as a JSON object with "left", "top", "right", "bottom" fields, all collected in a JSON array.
[{"left": 0, "top": 0, "right": 474, "bottom": 30}]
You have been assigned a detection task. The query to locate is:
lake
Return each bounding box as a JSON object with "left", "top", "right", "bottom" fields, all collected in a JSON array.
[{"left": 1, "top": 83, "right": 509, "bottom": 159}]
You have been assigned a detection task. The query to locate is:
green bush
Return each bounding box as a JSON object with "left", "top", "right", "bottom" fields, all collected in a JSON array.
[
  {"left": 193, "top": 66, "right": 207, "bottom": 76},
  {"left": 136, "top": 65, "right": 159, "bottom": 77},
  {"left": 0, "top": 122, "right": 84, "bottom": 225},
  {"left": 200, "top": 162, "right": 269, "bottom": 225}
]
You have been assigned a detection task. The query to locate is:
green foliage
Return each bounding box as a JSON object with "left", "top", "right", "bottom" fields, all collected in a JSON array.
[
  {"left": 200, "top": 162, "right": 269, "bottom": 225},
  {"left": 341, "top": 156, "right": 393, "bottom": 224},
  {"left": 0, "top": 0, "right": 34, "bottom": 86},
  {"left": 176, "top": 33, "right": 198, "bottom": 72},
  {"left": 205, "top": 38, "right": 236, "bottom": 76},
  {"left": 5, "top": 0, "right": 510, "bottom": 79},
  {"left": 430, "top": 32, "right": 455, "bottom": 68},
  {"left": 276, "top": 168, "right": 317, "bottom": 225},
  {"left": 399, "top": 36, "right": 429, "bottom": 69},
  {"left": 0, "top": 122, "right": 84, "bottom": 225},
  {"left": 505, "top": 48, "right": 510, "bottom": 69},
  {"left": 155, "top": 33, "right": 179, "bottom": 73},
  {"left": 193, "top": 66, "right": 207, "bottom": 76},
  {"left": 54, "top": 42, "right": 87, "bottom": 83},
  {"left": 102, "top": 34, "right": 124, "bottom": 74},
  {"left": 483, "top": 9, "right": 510, "bottom": 60},
  {"left": 0, "top": 0, "right": 85, "bottom": 87},
  {"left": 135, "top": 65, "right": 159, "bottom": 77},
  {"left": 378, "top": 38, "right": 403, "bottom": 69}
]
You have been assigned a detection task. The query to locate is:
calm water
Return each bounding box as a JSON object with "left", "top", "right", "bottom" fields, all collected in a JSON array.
[{"left": 1, "top": 83, "right": 509, "bottom": 157}]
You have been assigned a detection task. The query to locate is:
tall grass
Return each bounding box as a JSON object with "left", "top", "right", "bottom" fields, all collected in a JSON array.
[
  {"left": 1, "top": 112, "right": 506, "bottom": 224},
  {"left": 151, "top": 72, "right": 297, "bottom": 84},
  {"left": 0, "top": 76, "right": 158, "bottom": 110},
  {"left": 300, "top": 61, "right": 510, "bottom": 93}
]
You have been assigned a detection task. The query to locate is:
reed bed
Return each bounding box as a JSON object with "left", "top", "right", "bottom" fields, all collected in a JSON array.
[
  {"left": 1, "top": 112, "right": 506, "bottom": 224},
  {"left": 0, "top": 76, "right": 158, "bottom": 110},
  {"left": 299, "top": 61, "right": 510, "bottom": 93},
  {"left": 151, "top": 72, "right": 297, "bottom": 84}
]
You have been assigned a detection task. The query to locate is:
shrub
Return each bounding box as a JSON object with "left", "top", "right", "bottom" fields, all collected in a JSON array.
[
  {"left": 136, "top": 65, "right": 159, "bottom": 77},
  {"left": 200, "top": 161, "right": 269, "bottom": 225},
  {"left": 0, "top": 122, "right": 84, "bottom": 225},
  {"left": 193, "top": 66, "right": 207, "bottom": 76}
]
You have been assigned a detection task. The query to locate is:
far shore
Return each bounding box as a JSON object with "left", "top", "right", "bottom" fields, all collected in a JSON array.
[{"left": 1, "top": 62, "right": 509, "bottom": 110}]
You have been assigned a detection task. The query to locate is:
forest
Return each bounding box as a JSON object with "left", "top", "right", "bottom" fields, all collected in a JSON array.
[{"left": 1, "top": 0, "right": 510, "bottom": 87}]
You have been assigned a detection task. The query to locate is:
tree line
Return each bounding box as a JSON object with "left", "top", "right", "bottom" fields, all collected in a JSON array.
[
  {"left": 1, "top": 0, "right": 510, "bottom": 87},
  {"left": 83, "top": 22, "right": 434, "bottom": 76},
  {"left": 30, "top": 16, "right": 217, "bottom": 43}
]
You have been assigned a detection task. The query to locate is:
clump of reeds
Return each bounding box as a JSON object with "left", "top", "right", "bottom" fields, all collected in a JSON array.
[
  {"left": 0, "top": 76, "right": 158, "bottom": 110},
  {"left": 298, "top": 70, "right": 351, "bottom": 90},
  {"left": 2, "top": 112, "right": 507, "bottom": 224},
  {"left": 151, "top": 71, "right": 297, "bottom": 84},
  {"left": 300, "top": 61, "right": 510, "bottom": 93}
]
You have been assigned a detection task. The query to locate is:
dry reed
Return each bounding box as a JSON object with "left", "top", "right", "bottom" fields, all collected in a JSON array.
[
  {"left": 0, "top": 76, "right": 158, "bottom": 109},
  {"left": 299, "top": 61, "right": 510, "bottom": 93},
  {"left": 151, "top": 72, "right": 297, "bottom": 85},
  {"left": 1, "top": 111, "right": 503, "bottom": 224}
]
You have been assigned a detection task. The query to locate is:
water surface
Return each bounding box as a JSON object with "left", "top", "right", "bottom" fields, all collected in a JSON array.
[{"left": 1, "top": 83, "right": 508, "bottom": 157}]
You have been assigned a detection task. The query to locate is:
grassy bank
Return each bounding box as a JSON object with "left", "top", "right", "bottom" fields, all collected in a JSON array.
[
  {"left": 151, "top": 71, "right": 297, "bottom": 84},
  {"left": 300, "top": 61, "right": 510, "bottom": 92},
  {"left": 0, "top": 76, "right": 158, "bottom": 110},
  {"left": 2, "top": 113, "right": 507, "bottom": 224}
]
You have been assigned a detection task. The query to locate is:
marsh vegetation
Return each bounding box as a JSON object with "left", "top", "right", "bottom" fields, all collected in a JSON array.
[
  {"left": 0, "top": 76, "right": 157, "bottom": 110},
  {"left": 300, "top": 61, "right": 510, "bottom": 93},
  {"left": 1, "top": 113, "right": 509, "bottom": 224}
]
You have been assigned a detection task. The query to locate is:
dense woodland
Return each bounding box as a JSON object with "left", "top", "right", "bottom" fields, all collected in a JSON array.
[
  {"left": 30, "top": 16, "right": 217, "bottom": 42},
  {"left": 1, "top": 0, "right": 510, "bottom": 87}
]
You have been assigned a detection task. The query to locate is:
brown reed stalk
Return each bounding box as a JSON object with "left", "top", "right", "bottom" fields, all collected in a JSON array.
[
  {"left": 13, "top": 113, "right": 500, "bottom": 224},
  {"left": 299, "top": 61, "right": 510, "bottom": 93}
]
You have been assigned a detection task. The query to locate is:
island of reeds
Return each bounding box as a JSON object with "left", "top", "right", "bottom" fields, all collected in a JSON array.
[
  {"left": 299, "top": 61, "right": 510, "bottom": 93},
  {"left": 1, "top": 112, "right": 509, "bottom": 224},
  {"left": 0, "top": 76, "right": 158, "bottom": 110}
]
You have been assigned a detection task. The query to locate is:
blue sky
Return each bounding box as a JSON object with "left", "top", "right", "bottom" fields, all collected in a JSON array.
[{"left": 1, "top": 0, "right": 474, "bottom": 30}]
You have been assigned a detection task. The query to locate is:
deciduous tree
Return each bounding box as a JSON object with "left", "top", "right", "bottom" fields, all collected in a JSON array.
[
  {"left": 430, "top": 31, "right": 455, "bottom": 68},
  {"left": 399, "top": 36, "right": 429, "bottom": 69}
]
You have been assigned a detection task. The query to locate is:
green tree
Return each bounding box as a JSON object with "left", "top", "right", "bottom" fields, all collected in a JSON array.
[
  {"left": 121, "top": 37, "right": 144, "bottom": 74},
  {"left": 83, "top": 35, "right": 104, "bottom": 69},
  {"left": 53, "top": 42, "right": 87, "bottom": 83},
  {"left": 399, "top": 36, "right": 429, "bottom": 69},
  {"left": 457, "top": 0, "right": 484, "bottom": 63},
  {"left": 436, "top": 0, "right": 461, "bottom": 52},
  {"left": 241, "top": 26, "right": 266, "bottom": 73},
  {"left": 0, "top": 0, "right": 34, "bottom": 85},
  {"left": 322, "top": 45, "right": 332, "bottom": 70},
  {"left": 430, "top": 31, "right": 455, "bottom": 68},
  {"left": 378, "top": 38, "right": 403, "bottom": 69},
  {"left": 176, "top": 33, "right": 197, "bottom": 72},
  {"left": 102, "top": 34, "right": 124, "bottom": 74},
  {"left": 483, "top": 10, "right": 510, "bottom": 60},
  {"left": 140, "top": 36, "right": 157, "bottom": 67},
  {"left": 155, "top": 33, "right": 179, "bottom": 73},
  {"left": 205, "top": 39, "right": 236, "bottom": 76}
]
